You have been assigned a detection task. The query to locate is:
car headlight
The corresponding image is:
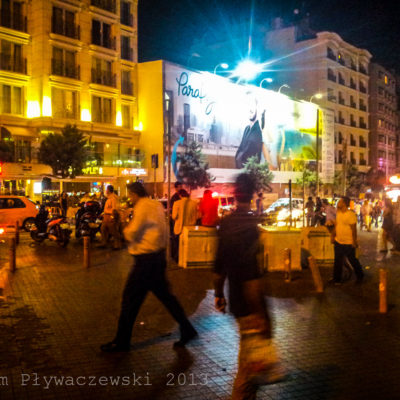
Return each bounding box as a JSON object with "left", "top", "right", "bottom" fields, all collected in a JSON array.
[{"left": 277, "top": 209, "right": 289, "bottom": 221}]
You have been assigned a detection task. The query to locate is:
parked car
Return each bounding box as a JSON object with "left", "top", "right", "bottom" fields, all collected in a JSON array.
[
  {"left": 0, "top": 195, "right": 38, "bottom": 231},
  {"left": 263, "top": 198, "right": 304, "bottom": 225}
]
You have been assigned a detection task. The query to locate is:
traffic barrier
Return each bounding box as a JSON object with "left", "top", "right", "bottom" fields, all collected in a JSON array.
[
  {"left": 9, "top": 237, "right": 16, "bottom": 273},
  {"left": 379, "top": 268, "right": 387, "bottom": 314},
  {"left": 84, "top": 236, "right": 91, "bottom": 268},
  {"left": 308, "top": 256, "right": 324, "bottom": 293},
  {"left": 283, "top": 248, "right": 291, "bottom": 282}
]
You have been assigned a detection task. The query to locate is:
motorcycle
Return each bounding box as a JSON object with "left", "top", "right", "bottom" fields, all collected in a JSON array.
[
  {"left": 75, "top": 200, "right": 102, "bottom": 241},
  {"left": 30, "top": 205, "right": 72, "bottom": 247}
]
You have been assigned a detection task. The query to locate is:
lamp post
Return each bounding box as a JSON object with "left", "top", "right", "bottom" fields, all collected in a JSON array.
[
  {"left": 278, "top": 84, "right": 290, "bottom": 93},
  {"left": 259, "top": 77, "right": 273, "bottom": 88},
  {"left": 213, "top": 62, "right": 229, "bottom": 74},
  {"left": 310, "top": 93, "right": 323, "bottom": 103}
]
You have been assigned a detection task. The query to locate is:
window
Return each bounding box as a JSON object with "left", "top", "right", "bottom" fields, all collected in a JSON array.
[
  {"left": 0, "top": 0, "right": 26, "bottom": 32},
  {"left": 121, "top": 70, "right": 133, "bottom": 95},
  {"left": 0, "top": 39, "right": 24, "bottom": 73},
  {"left": 52, "top": 47, "right": 78, "bottom": 79},
  {"left": 327, "top": 47, "right": 336, "bottom": 60},
  {"left": 52, "top": 87, "right": 77, "bottom": 119},
  {"left": 91, "top": 57, "right": 114, "bottom": 86},
  {"left": 120, "top": 0, "right": 133, "bottom": 26},
  {"left": 92, "top": 20, "right": 114, "bottom": 49},
  {"left": 92, "top": 96, "right": 113, "bottom": 123},
  {"left": 52, "top": 7, "right": 78, "bottom": 39},
  {"left": 121, "top": 36, "right": 132, "bottom": 61},
  {"left": 1, "top": 84, "right": 22, "bottom": 114},
  {"left": 121, "top": 104, "right": 131, "bottom": 128},
  {"left": 378, "top": 87, "right": 384, "bottom": 95},
  {"left": 378, "top": 135, "right": 385, "bottom": 143}
]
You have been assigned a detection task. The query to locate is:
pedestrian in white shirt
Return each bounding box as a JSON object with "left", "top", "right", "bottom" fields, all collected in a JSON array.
[{"left": 101, "top": 182, "right": 197, "bottom": 352}]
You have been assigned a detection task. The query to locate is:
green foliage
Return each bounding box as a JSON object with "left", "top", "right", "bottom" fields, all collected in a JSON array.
[
  {"left": 176, "top": 141, "right": 214, "bottom": 191},
  {"left": 334, "top": 164, "right": 366, "bottom": 197},
  {"left": 38, "top": 124, "right": 88, "bottom": 178},
  {"left": 243, "top": 156, "right": 274, "bottom": 193},
  {"left": 296, "top": 166, "right": 320, "bottom": 196}
]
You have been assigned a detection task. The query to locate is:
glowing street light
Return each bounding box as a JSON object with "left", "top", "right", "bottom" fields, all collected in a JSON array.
[
  {"left": 278, "top": 84, "right": 290, "bottom": 93},
  {"left": 310, "top": 93, "right": 323, "bottom": 103},
  {"left": 259, "top": 77, "right": 273, "bottom": 88},
  {"left": 232, "top": 59, "right": 263, "bottom": 81},
  {"left": 213, "top": 63, "right": 229, "bottom": 74}
]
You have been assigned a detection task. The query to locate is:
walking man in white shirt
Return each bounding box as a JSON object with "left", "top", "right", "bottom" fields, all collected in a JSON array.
[
  {"left": 99, "top": 185, "right": 121, "bottom": 250},
  {"left": 101, "top": 182, "right": 197, "bottom": 352},
  {"left": 330, "top": 196, "right": 364, "bottom": 285}
]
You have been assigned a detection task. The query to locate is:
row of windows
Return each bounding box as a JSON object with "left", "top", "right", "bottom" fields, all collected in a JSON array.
[
  {"left": 377, "top": 86, "right": 396, "bottom": 103},
  {"left": 378, "top": 119, "right": 396, "bottom": 133},
  {"left": 327, "top": 47, "right": 368, "bottom": 75},
  {"left": 335, "top": 132, "right": 367, "bottom": 148},
  {"left": 378, "top": 135, "right": 396, "bottom": 146},
  {"left": 378, "top": 151, "right": 396, "bottom": 160},
  {"left": 327, "top": 69, "right": 368, "bottom": 93},
  {"left": 335, "top": 151, "right": 367, "bottom": 165},
  {"left": 335, "top": 110, "right": 368, "bottom": 129},
  {"left": 378, "top": 102, "right": 396, "bottom": 118},
  {"left": 334, "top": 89, "right": 367, "bottom": 111},
  {"left": 378, "top": 71, "right": 396, "bottom": 88}
]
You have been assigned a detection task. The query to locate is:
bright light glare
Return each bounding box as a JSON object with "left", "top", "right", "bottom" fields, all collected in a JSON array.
[
  {"left": 389, "top": 175, "right": 400, "bottom": 185},
  {"left": 0, "top": 228, "right": 4, "bottom": 235},
  {"left": 233, "top": 60, "right": 262, "bottom": 81},
  {"left": 212, "top": 192, "right": 219, "bottom": 198},
  {"left": 266, "top": 78, "right": 273, "bottom": 83},
  {"left": 315, "top": 93, "right": 323, "bottom": 99},
  {"left": 220, "top": 63, "right": 229, "bottom": 69}
]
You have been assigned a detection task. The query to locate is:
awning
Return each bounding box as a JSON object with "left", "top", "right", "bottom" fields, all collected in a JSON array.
[{"left": 1, "top": 125, "right": 38, "bottom": 138}]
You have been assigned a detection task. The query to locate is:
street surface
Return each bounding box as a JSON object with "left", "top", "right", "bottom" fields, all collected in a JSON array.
[{"left": 0, "top": 229, "right": 399, "bottom": 399}]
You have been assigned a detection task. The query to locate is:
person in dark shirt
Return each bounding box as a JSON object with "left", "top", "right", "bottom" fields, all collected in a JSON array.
[
  {"left": 214, "top": 173, "right": 285, "bottom": 399},
  {"left": 170, "top": 181, "right": 182, "bottom": 261}
]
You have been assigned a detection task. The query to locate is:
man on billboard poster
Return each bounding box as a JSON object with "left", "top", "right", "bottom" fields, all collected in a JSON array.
[{"left": 235, "top": 92, "right": 263, "bottom": 169}]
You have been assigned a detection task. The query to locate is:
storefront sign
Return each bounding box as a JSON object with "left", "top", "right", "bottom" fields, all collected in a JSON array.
[{"left": 121, "top": 168, "right": 147, "bottom": 176}]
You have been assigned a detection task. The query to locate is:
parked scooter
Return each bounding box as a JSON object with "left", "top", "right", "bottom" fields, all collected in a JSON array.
[
  {"left": 30, "top": 205, "right": 72, "bottom": 247},
  {"left": 75, "top": 200, "right": 102, "bottom": 241}
]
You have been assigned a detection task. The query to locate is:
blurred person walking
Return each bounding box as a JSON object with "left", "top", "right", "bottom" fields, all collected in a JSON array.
[
  {"left": 60, "top": 191, "right": 68, "bottom": 217},
  {"left": 255, "top": 192, "right": 264, "bottom": 217},
  {"left": 199, "top": 189, "right": 219, "bottom": 227},
  {"left": 214, "top": 173, "right": 285, "bottom": 399},
  {"left": 330, "top": 196, "right": 364, "bottom": 284},
  {"left": 170, "top": 182, "right": 182, "bottom": 261},
  {"left": 361, "top": 200, "right": 372, "bottom": 232},
  {"left": 305, "top": 196, "right": 315, "bottom": 227},
  {"left": 98, "top": 185, "right": 121, "bottom": 250},
  {"left": 101, "top": 182, "right": 197, "bottom": 352},
  {"left": 381, "top": 198, "right": 395, "bottom": 253},
  {"left": 322, "top": 199, "right": 336, "bottom": 226}
]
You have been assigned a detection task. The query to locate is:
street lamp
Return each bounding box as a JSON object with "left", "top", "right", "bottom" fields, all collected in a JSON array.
[
  {"left": 310, "top": 93, "right": 323, "bottom": 103},
  {"left": 213, "top": 62, "right": 229, "bottom": 74},
  {"left": 232, "top": 59, "right": 263, "bottom": 82},
  {"left": 259, "top": 77, "right": 273, "bottom": 88},
  {"left": 278, "top": 84, "right": 290, "bottom": 93}
]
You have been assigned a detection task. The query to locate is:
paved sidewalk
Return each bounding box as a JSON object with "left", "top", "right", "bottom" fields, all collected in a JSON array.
[{"left": 0, "top": 230, "right": 400, "bottom": 399}]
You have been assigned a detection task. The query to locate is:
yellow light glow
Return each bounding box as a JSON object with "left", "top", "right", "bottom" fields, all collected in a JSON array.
[
  {"left": 314, "top": 93, "right": 323, "bottom": 99},
  {"left": 81, "top": 109, "right": 91, "bottom": 122},
  {"left": 116, "top": 111, "right": 122, "bottom": 126},
  {"left": 385, "top": 75, "right": 388, "bottom": 85},
  {"left": 134, "top": 122, "right": 143, "bottom": 131},
  {"left": 389, "top": 175, "right": 400, "bottom": 185},
  {"left": 99, "top": 167, "right": 103, "bottom": 174},
  {"left": 27, "top": 180, "right": 31, "bottom": 184},
  {"left": 126, "top": 180, "right": 130, "bottom": 183},
  {"left": 42, "top": 96, "right": 52, "bottom": 117},
  {"left": 27, "top": 101, "right": 41, "bottom": 118}
]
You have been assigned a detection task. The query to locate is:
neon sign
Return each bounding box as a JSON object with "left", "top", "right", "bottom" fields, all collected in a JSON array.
[{"left": 121, "top": 168, "right": 147, "bottom": 176}]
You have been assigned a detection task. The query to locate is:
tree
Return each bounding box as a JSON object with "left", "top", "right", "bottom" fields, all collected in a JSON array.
[
  {"left": 38, "top": 124, "right": 88, "bottom": 178},
  {"left": 243, "top": 156, "right": 274, "bottom": 193},
  {"left": 334, "top": 164, "right": 366, "bottom": 197},
  {"left": 296, "top": 168, "right": 319, "bottom": 196},
  {"left": 176, "top": 141, "right": 214, "bottom": 192}
]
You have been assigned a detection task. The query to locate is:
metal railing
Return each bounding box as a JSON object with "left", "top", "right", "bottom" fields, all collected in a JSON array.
[
  {"left": 52, "top": 59, "right": 80, "bottom": 79},
  {"left": 51, "top": 21, "right": 80, "bottom": 40},
  {"left": 91, "top": 0, "right": 116, "bottom": 13},
  {"left": 0, "top": 55, "right": 27, "bottom": 74},
  {"left": 91, "top": 69, "right": 116, "bottom": 87},
  {"left": 92, "top": 35, "right": 116, "bottom": 50},
  {"left": 0, "top": 11, "right": 27, "bottom": 32}
]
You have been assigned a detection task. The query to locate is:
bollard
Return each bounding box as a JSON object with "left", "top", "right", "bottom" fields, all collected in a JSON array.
[
  {"left": 15, "top": 221, "right": 19, "bottom": 245},
  {"left": 283, "top": 248, "right": 291, "bottom": 282},
  {"left": 308, "top": 256, "right": 324, "bottom": 293},
  {"left": 379, "top": 268, "right": 387, "bottom": 314},
  {"left": 9, "top": 237, "right": 16, "bottom": 273},
  {"left": 83, "top": 236, "right": 91, "bottom": 268}
]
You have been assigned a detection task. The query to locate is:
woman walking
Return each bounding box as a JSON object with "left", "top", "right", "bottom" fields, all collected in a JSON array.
[{"left": 381, "top": 198, "right": 395, "bottom": 252}]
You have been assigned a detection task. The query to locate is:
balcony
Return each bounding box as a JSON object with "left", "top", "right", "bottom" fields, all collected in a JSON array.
[
  {"left": 0, "top": 10, "right": 27, "bottom": 32},
  {"left": 121, "top": 47, "right": 133, "bottom": 61},
  {"left": 359, "top": 141, "right": 367, "bottom": 148},
  {"left": 338, "top": 58, "right": 345, "bottom": 66},
  {"left": 350, "top": 159, "right": 356, "bottom": 165},
  {"left": 359, "top": 66, "right": 368, "bottom": 75},
  {"left": 52, "top": 59, "right": 80, "bottom": 79},
  {"left": 328, "top": 73, "right": 336, "bottom": 82},
  {"left": 338, "top": 98, "right": 345, "bottom": 105},
  {"left": 52, "top": 21, "right": 80, "bottom": 40},
  {"left": 350, "top": 139, "right": 356, "bottom": 146},
  {"left": 327, "top": 50, "right": 336, "bottom": 61},
  {"left": 359, "top": 122, "right": 367, "bottom": 129},
  {"left": 0, "top": 55, "right": 26, "bottom": 74},
  {"left": 91, "top": 69, "right": 116, "bottom": 87},
  {"left": 350, "top": 82, "right": 357, "bottom": 90},
  {"left": 121, "top": 13, "right": 133, "bottom": 27},
  {"left": 121, "top": 81, "right": 133, "bottom": 95},
  {"left": 338, "top": 118, "right": 345, "bottom": 125},
  {"left": 91, "top": 0, "right": 116, "bottom": 13},
  {"left": 359, "top": 86, "right": 367, "bottom": 94},
  {"left": 360, "top": 104, "right": 367, "bottom": 112},
  {"left": 350, "top": 102, "right": 357, "bottom": 109},
  {"left": 338, "top": 77, "right": 345, "bottom": 85},
  {"left": 92, "top": 35, "right": 116, "bottom": 50},
  {"left": 350, "top": 121, "right": 356, "bottom": 127},
  {"left": 328, "top": 95, "right": 337, "bottom": 102},
  {"left": 360, "top": 159, "right": 367, "bottom": 166}
]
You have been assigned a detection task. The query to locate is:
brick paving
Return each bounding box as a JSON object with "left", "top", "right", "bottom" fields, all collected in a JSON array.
[{"left": 0, "top": 229, "right": 400, "bottom": 399}]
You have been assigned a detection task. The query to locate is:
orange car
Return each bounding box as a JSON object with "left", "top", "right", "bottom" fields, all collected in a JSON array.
[{"left": 0, "top": 196, "right": 38, "bottom": 231}]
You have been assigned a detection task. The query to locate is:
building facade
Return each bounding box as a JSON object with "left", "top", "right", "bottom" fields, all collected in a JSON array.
[
  {"left": 0, "top": 0, "right": 140, "bottom": 199},
  {"left": 369, "top": 63, "right": 398, "bottom": 181},
  {"left": 264, "top": 22, "right": 371, "bottom": 178}
]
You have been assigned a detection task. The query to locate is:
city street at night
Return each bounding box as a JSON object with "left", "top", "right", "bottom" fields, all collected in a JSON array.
[{"left": 0, "top": 229, "right": 399, "bottom": 400}]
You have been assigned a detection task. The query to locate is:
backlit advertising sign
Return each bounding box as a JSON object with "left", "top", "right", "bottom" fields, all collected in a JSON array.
[{"left": 164, "top": 63, "right": 319, "bottom": 175}]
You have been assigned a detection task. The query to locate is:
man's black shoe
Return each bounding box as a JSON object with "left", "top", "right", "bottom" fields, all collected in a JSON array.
[
  {"left": 173, "top": 328, "right": 198, "bottom": 347},
  {"left": 100, "top": 341, "right": 130, "bottom": 352}
]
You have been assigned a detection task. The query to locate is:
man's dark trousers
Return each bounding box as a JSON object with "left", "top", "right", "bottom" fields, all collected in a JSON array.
[
  {"left": 333, "top": 241, "right": 364, "bottom": 282},
  {"left": 114, "top": 250, "right": 192, "bottom": 346}
]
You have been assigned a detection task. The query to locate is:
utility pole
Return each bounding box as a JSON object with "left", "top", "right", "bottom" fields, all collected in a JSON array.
[
  {"left": 316, "top": 108, "right": 320, "bottom": 197},
  {"left": 342, "top": 139, "right": 347, "bottom": 195}
]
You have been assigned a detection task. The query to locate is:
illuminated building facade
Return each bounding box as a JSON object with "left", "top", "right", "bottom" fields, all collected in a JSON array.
[
  {"left": 264, "top": 20, "right": 371, "bottom": 176},
  {"left": 0, "top": 0, "right": 141, "bottom": 198},
  {"left": 369, "top": 63, "right": 398, "bottom": 181}
]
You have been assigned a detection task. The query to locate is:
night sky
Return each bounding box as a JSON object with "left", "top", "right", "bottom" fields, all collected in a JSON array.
[{"left": 138, "top": 0, "right": 400, "bottom": 73}]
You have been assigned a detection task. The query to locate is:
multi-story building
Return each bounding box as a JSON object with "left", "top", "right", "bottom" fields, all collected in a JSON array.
[
  {"left": 0, "top": 0, "right": 140, "bottom": 198},
  {"left": 264, "top": 19, "right": 371, "bottom": 177},
  {"left": 369, "top": 63, "right": 398, "bottom": 181}
]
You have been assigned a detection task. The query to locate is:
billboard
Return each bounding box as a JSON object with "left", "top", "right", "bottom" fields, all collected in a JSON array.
[{"left": 164, "top": 63, "right": 318, "bottom": 174}]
